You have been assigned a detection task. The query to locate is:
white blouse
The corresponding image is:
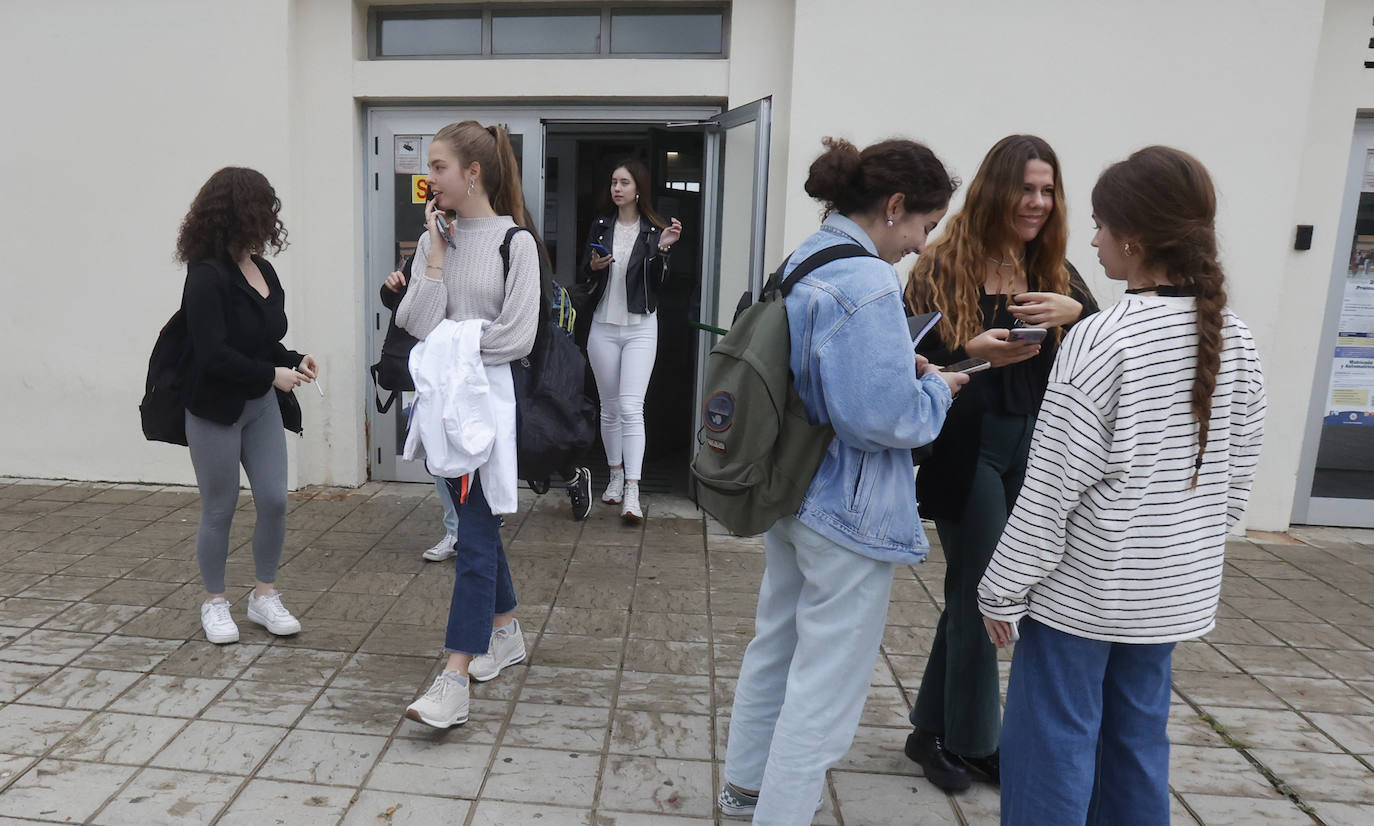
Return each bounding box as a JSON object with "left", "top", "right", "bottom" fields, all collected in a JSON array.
[{"left": 593, "top": 221, "right": 649, "bottom": 326}]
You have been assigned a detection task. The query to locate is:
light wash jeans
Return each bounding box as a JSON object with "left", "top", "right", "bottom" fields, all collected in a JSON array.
[
  {"left": 434, "top": 475, "right": 458, "bottom": 536},
  {"left": 725, "top": 516, "right": 895, "bottom": 825}
]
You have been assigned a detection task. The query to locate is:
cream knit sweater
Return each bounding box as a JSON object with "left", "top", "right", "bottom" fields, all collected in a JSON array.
[{"left": 396, "top": 215, "right": 540, "bottom": 365}]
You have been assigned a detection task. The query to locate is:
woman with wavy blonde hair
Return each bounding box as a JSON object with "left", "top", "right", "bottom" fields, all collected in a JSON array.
[{"left": 902, "top": 135, "right": 1098, "bottom": 790}]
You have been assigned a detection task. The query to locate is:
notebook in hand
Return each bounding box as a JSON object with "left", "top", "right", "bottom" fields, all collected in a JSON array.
[{"left": 907, "top": 311, "right": 942, "bottom": 351}]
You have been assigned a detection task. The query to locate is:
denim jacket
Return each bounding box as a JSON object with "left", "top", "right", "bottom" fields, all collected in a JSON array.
[{"left": 785, "top": 215, "right": 953, "bottom": 564}]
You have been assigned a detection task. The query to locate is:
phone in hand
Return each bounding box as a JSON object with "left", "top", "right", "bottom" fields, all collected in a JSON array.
[
  {"left": 944, "top": 357, "right": 992, "bottom": 374},
  {"left": 434, "top": 212, "right": 455, "bottom": 248},
  {"left": 588, "top": 242, "right": 611, "bottom": 257},
  {"left": 1006, "top": 327, "right": 1047, "bottom": 345}
]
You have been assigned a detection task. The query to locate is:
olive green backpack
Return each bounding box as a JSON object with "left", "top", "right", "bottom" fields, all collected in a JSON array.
[{"left": 690, "top": 244, "right": 873, "bottom": 536}]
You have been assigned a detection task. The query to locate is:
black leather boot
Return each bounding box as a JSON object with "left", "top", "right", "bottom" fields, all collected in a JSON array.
[
  {"left": 904, "top": 729, "right": 972, "bottom": 791},
  {"left": 958, "top": 750, "right": 1000, "bottom": 785}
]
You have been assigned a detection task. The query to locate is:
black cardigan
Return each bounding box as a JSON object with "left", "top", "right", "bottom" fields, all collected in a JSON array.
[
  {"left": 914, "top": 261, "right": 1098, "bottom": 521},
  {"left": 181, "top": 256, "right": 303, "bottom": 432},
  {"left": 576, "top": 215, "right": 671, "bottom": 315}
]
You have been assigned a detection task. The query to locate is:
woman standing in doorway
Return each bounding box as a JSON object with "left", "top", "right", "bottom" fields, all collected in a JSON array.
[
  {"left": 902, "top": 135, "right": 1098, "bottom": 790},
  {"left": 578, "top": 160, "right": 683, "bottom": 523},
  {"left": 177, "top": 167, "right": 316, "bottom": 646},
  {"left": 980, "top": 146, "right": 1266, "bottom": 825},
  {"left": 397, "top": 120, "right": 541, "bottom": 729}
]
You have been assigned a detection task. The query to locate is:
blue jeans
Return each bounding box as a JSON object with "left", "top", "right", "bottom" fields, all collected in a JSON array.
[
  {"left": 434, "top": 476, "right": 458, "bottom": 536},
  {"left": 441, "top": 473, "right": 516, "bottom": 655},
  {"left": 724, "top": 517, "right": 895, "bottom": 825},
  {"left": 1001, "top": 619, "right": 1175, "bottom": 826}
]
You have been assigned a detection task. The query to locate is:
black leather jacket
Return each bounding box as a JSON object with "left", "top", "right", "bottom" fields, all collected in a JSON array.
[{"left": 577, "top": 215, "right": 671, "bottom": 315}]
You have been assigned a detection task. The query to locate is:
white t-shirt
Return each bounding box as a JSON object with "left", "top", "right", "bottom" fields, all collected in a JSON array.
[{"left": 594, "top": 221, "right": 649, "bottom": 326}]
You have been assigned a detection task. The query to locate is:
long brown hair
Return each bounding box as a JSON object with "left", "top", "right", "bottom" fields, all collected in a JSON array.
[
  {"left": 605, "top": 158, "right": 667, "bottom": 229},
  {"left": 1092, "top": 145, "right": 1226, "bottom": 486},
  {"left": 176, "top": 167, "right": 287, "bottom": 263},
  {"left": 433, "top": 121, "right": 529, "bottom": 227},
  {"left": 905, "top": 135, "right": 1070, "bottom": 346}
]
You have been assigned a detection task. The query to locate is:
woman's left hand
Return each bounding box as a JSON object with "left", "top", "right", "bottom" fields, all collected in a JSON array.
[
  {"left": 659, "top": 218, "right": 683, "bottom": 250},
  {"left": 984, "top": 617, "right": 1016, "bottom": 648},
  {"left": 1010, "top": 292, "right": 1082, "bottom": 328},
  {"left": 296, "top": 355, "right": 318, "bottom": 381}
]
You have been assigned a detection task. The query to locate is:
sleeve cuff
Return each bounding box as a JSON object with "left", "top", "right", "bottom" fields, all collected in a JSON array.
[{"left": 978, "top": 597, "right": 1029, "bottom": 624}]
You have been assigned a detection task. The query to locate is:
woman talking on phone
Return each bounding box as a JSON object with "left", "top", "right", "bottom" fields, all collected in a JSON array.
[
  {"left": 395, "top": 120, "right": 541, "bottom": 729},
  {"left": 577, "top": 159, "right": 683, "bottom": 523},
  {"left": 177, "top": 167, "right": 317, "bottom": 646},
  {"left": 902, "top": 135, "right": 1097, "bottom": 790}
]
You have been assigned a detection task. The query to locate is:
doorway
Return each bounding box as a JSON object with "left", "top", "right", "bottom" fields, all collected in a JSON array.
[{"left": 363, "top": 102, "right": 771, "bottom": 489}]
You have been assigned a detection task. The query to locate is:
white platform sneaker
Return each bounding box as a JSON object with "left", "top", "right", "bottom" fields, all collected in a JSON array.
[
  {"left": 621, "top": 480, "right": 643, "bottom": 525},
  {"left": 602, "top": 467, "right": 626, "bottom": 504},
  {"left": 246, "top": 590, "right": 301, "bottom": 636},
  {"left": 404, "top": 671, "right": 469, "bottom": 728},
  {"left": 468, "top": 620, "right": 527, "bottom": 682},
  {"left": 422, "top": 533, "right": 457, "bottom": 562},
  {"left": 200, "top": 598, "right": 239, "bottom": 645}
]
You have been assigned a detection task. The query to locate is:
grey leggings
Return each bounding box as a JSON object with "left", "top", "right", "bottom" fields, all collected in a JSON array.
[{"left": 185, "top": 390, "right": 288, "bottom": 594}]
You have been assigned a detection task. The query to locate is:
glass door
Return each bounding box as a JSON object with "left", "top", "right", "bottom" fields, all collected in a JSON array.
[
  {"left": 692, "top": 98, "right": 772, "bottom": 440},
  {"left": 1293, "top": 117, "right": 1374, "bottom": 527},
  {"left": 365, "top": 108, "right": 541, "bottom": 483}
]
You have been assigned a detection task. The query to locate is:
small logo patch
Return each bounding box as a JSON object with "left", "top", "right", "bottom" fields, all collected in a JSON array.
[
  {"left": 704, "top": 392, "right": 735, "bottom": 432},
  {"left": 706, "top": 437, "right": 726, "bottom": 452}
]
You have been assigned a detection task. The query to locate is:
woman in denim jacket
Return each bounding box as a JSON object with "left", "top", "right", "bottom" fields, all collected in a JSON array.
[{"left": 718, "top": 138, "right": 966, "bottom": 824}]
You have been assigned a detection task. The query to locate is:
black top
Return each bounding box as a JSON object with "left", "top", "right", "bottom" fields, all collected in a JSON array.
[
  {"left": 182, "top": 255, "right": 303, "bottom": 429},
  {"left": 576, "top": 215, "right": 671, "bottom": 315},
  {"left": 914, "top": 261, "right": 1099, "bottom": 520}
]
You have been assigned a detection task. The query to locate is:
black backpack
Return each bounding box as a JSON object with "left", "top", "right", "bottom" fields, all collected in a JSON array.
[
  {"left": 139, "top": 310, "right": 192, "bottom": 445},
  {"left": 500, "top": 227, "right": 598, "bottom": 483},
  {"left": 369, "top": 255, "right": 419, "bottom": 414}
]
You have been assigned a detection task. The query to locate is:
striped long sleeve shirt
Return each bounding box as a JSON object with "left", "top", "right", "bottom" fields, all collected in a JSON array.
[{"left": 977, "top": 295, "right": 1266, "bottom": 643}]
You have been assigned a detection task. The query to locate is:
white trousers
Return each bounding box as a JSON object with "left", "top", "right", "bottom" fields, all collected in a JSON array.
[
  {"left": 586, "top": 316, "right": 658, "bottom": 480},
  {"left": 725, "top": 517, "right": 896, "bottom": 825}
]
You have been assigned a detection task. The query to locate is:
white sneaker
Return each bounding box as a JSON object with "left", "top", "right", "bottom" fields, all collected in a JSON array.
[
  {"left": 404, "top": 672, "right": 469, "bottom": 728},
  {"left": 422, "top": 533, "right": 457, "bottom": 562},
  {"left": 246, "top": 590, "right": 301, "bottom": 636},
  {"left": 200, "top": 598, "right": 239, "bottom": 645},
  {"left": 469, "top": 620, "right": 527, "bottom": 682},
  {"left": 621, "top": 480, "right": 643, "bottom": 525},
  {"left": 602, "top": 467, "right": 625, "bottom": 504}
]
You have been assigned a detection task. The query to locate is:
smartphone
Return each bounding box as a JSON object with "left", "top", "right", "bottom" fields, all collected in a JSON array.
[
  {"left": 588, "top": 242, "right": 611, "bottom": 256},
  {"left": 434, "top": 212, "right": 455, "bottom": 248},
  {"left": 1006, "top": 327, "right": 1047, "bottom": 345},
  {"left": 944, "top": 357, "right": 992, "bottom": 374},
  {"left": 907, "top": 311, "right": 942, "bottom": 351}
]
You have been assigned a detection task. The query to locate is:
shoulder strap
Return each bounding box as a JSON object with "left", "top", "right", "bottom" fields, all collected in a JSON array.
[
  {"left": 498, "top": 226, "right": 531, "bottom": 279},
  {"left": 773, "top": 243, "right": 873, "bottom": 297}
]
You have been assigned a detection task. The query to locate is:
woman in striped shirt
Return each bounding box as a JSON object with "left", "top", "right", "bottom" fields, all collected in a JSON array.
[{"left": 978, "top": 146, "right": 1267, "bottom": 825}]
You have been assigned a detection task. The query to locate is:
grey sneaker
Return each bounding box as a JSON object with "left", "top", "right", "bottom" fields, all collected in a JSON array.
[
  {"left": 468, "top": 619, "right": 526, "bottom": 682},
  {"left": 717, "top": 784, "right": 823, "bottom": 819},
  {"left": 404, "top": 671, "right": 469, "bottom": 729},
  {"left": 422, "top": 533, "right": 457, "bottom": 562},
  {"left": 246, "top": 590, "right": 301, "bottom": 636},
  {"left": 200, "top": 598, "right": 239, "bottom": 645}
]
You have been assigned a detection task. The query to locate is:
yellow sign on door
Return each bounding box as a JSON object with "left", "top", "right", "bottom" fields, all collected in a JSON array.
[{"left": 411, "top": 175, "right": 431, "bottom": 204}]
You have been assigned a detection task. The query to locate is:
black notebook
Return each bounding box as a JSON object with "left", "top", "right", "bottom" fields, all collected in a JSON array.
[{"left": 907, "top": 311, "right": 942, "bottom": 351}]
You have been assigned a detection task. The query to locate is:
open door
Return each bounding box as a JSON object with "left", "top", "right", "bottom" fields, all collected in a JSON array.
[{"left": 691, "top": 97, "right": 772, "bottom": 449}]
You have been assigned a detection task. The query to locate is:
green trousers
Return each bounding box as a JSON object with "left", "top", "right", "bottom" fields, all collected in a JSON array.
[{"left": 910, "top": 412, "right": 1035, "bottom": 758}]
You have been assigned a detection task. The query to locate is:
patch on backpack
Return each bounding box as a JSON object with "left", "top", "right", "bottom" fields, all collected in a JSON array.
[{"left": 704, "top": 392, "right": 735, "bottom": 432}]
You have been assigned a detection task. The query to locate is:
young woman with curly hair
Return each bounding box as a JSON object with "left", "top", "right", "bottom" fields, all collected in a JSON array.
[
  {"left": 176, "top": 166, "right": 317, "bottom": 645},
  {"left": 978, "top": 146, "right": 1266, "bottom": 825},
  {"left": 902, "top": 135, "right": 1099, "bottom": 790}
]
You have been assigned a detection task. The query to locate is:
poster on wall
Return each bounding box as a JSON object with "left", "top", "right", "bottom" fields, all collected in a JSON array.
[{"left": 1323, "top": 194, "right": 1374, "bottom": 426}]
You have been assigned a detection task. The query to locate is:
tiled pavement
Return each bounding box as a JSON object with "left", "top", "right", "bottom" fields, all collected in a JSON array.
[{"left": 0, "top": 477, "right": 1372, "bottom": 825}]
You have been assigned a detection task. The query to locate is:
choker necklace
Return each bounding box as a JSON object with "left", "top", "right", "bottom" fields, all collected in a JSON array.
[
  {"left": 988, "top": 255, "right": 1024, "bottom": 268},
  {"left": 1125, "top": 285, "right": 1196, "bottom": 297}
]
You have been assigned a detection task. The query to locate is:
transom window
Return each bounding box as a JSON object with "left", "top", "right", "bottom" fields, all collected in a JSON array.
[{"left": 373, "top": 5, "right": 728, "bottom": 59}]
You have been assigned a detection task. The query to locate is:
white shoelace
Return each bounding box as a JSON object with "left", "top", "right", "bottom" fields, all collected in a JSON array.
[
  {"left": 257, "top": 592, "right": 290, "bottom": 619},
  {"left": 207, "top": 600, "right": 232, "bottom": 625}
]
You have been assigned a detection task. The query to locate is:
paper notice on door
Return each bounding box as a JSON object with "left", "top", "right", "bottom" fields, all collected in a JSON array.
[{"left": 395, "top": 135, "right": 424, "bottom": 175}]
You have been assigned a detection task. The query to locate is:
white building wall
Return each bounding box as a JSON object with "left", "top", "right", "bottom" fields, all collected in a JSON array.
[
  {"left": 0, "top": 0, "right": 297, "bottom": 487},
  {"left": 780, "top": 0, "right": 1328, "bottom": 531}
]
